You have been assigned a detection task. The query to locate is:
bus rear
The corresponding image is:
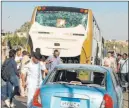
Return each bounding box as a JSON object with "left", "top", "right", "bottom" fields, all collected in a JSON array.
[{"left": 28, "top": 6, "right": 94, "bottom": 64}]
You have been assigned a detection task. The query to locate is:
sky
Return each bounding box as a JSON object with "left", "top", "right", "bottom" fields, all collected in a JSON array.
[{"left": 2, "top": 2, "right": 128, "bottom": 40}]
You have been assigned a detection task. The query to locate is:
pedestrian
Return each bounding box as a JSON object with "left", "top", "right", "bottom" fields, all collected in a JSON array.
[
  {"left": 19, "top": 50, "right": 30, "bottom": 97},
  {"left": 103, "top": 51, "right": 117, "bottom": 72},
  {"left": 46, "top": 49, "right": 62, "bottom": 72},
  {"left": 23, "top": 52, "right": 46, "bottom": 108},
  {"left": 3, "top": 49, "right": 19, "bottom": 108},
  {"left": 35, "top": 48, "right": 41, "bottom": 55},
  {"left": 40, "top": 55, "right": 48, "bottom": 79},
  {"left": 117, "top": 54, "right": 122, "bottom": 63},
  {"left": 35, "top": 48, "right": 42, "bottom": 59},
  {"left": 118, "top": 53, "right": 128, "bottom": 85},
  {"left": 116, "top": 54, "right": 122, "bottom": 71},
  {"left": 116, "top": 54, "right": 122, "bottom": 79},
  {"left": 15, "top": 48, "right": 22, "bottom": 71}
]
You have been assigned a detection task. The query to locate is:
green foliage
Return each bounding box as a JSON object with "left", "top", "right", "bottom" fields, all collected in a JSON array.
[
  {"left": 4, "top": 34, "right": 27, "bottom": 48},
  {"left": 105, "top": 41, "right": 128, "bottom": 54},
  {"left": 3, "top": 21, "right": 30, "bottom": 49},
  {"left": 15, "top": 21, "right": 31, "bottom": 32}
]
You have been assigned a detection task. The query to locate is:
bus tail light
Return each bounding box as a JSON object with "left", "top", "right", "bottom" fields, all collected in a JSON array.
[
  {"left": 84, "top": 9, "right": 88, "bottom": 13},
  {"left": 100, "top": 94, "right": 113, "bottom": 108},
  {"left": 41, "top": 7, "right": 46, "bottom": 11},
  {"left": 37, "top": 6, "right": 46, "bottom": 11},
  {"left": 37, "top": 6, "right": 41, "bottom": 11},
  {"left": 80, "top": 9, "right": 84, "bottom": 13},
  {"left": 80, "top": 9, "right": 88, "bottom": 13},
  {"left": 32, "top": 88, "right": 42, "bottom": 107}
]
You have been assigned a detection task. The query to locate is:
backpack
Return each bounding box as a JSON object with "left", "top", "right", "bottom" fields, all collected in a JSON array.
[{"left": 1, "top": 59, "right": 12, "bottom": 82}]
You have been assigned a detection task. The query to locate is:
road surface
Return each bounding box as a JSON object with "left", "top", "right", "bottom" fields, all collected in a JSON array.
[
  {"left": 1, "top": 80, "right": 27, "bottom": 108},
  {"left": 123, "top": 92, "right": 128, "bottom": 108},
  {"left": 1, "top": 81, "right": 128, "bottom": 108}
]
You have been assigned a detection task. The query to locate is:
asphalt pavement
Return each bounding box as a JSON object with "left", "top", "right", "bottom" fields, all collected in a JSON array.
[
  {"left": 1, "top": 80, "right": 27, "bottom": 108},
  {"left": 1, "top": 80, "right": 128, "bottom": 108},
  {"left": 123, "top": 92, "right": 128, "bottom": 108}
]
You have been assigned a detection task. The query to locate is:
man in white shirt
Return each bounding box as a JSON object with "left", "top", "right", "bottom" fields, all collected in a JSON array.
[
  {"left": 103, "top": 51, "right": 117, "bottom": 72},
  {"left": 23, "top": 52, "right": 47, "bottom": 108},
  {"left": 20, "top": 51, "right": 30, "bottom": 97},
  {"left": 15, "top": 48, "right": 22, "bottom": 70},
  {"left": 40, "top": 55, "right": 48, "bottom": 79},
  {"left": 118, "top": 53, "right": 128, "bottom": 85}
]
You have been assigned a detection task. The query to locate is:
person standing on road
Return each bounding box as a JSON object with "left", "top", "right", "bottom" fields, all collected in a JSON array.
[
  {"left": 116, "top": 53, "right": 122, "bottom": 79},
  {"left": 15, "top": 48, "right": 22, "bottom": 71},
  {"left": 116, "top": 54, "right": 122, "bottom": 71},
  {"left": 40, "top": 55, "right": 48, "bottom": 79},
  {"left": 23, "top": 52, "right": 46, "bottom": 108},
  {"left": 117, "top": 54, "right": 122, "bottom": 64},
  {"left": 46, "top": 50, "right": 62, "bottom": 72},
  {"left": 19, "top": 51, "right": 30, "bottom": 97},
  {"left": 35, "top": 48, "right": 41, "bottom": 55},
  {"left": 15, "top": 48, "right": 23, "bottom": 96},
  {"left": 4, "top": 49, "right": 19, "bottom": 108},
  {"left": 103, "top": 51, "right": 117, "bottom": 72},
  {"left": 35, "top": 48, "right": 48, "bottom": 78},
  {"left": 118, "top": 53, "right": 128, "bottom": 85}
]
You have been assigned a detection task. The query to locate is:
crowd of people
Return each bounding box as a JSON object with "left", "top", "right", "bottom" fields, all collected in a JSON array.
[
  {"left": 103, "top": 51, "right": 129, "bottom": 87},
  {"left": 1, "top": 48, "right": 128, "bottom": 108},
  {"left": 2, "top": 48, "right": 62, "bottom": 108}
]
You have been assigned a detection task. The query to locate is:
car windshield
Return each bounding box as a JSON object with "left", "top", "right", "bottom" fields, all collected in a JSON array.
[
  {"left": 35, "top": 11, "right": 88, "bottom": 28},
  {"left": 45, "top": 69, "right": 106, "bottom": 87}
]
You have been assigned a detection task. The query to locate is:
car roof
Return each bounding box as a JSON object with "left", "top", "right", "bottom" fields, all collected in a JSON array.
[{"left": 55, "top": 64, "right": 110, "bottom": 73}]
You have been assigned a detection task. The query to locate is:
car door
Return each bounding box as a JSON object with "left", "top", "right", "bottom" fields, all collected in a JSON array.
[
  {"left": 112, "top": 72, "right": 123, "bottom": 108},
  {"left": 111, "top": 72, "right": 123, "bottom": 108}
]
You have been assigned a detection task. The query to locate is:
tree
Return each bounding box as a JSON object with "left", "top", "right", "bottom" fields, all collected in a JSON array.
[
  {"left": 4, "top": 34, "right": 27, "bottom": 48},
  {"left": 15, "top": 21, "right": 31, "bottom": 33},
  {"left": 105, "top": 41, "right": 114, "bottom": 51},
  {"left": 104, "top": 41, "right": 128, "bottom": 54}
]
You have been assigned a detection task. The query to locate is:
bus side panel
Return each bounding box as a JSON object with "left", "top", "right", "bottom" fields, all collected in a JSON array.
[
  {"left": 91, "top": 20, "right": 97, "bottom": 65},
  {"left": 97, "top": 30, "right": 102, "bottom": 65},
  {"left": 92, "top": 39, "right": 98, "bottom": 65},
  {"left": 80, "top": 10, "right": 93, "bottom": 64},
  {"left": 92, "top": 17, "right": 103, "bottom": 65},
  {"left": 27, "top": 7, "right": 37, "bottom": 53}
]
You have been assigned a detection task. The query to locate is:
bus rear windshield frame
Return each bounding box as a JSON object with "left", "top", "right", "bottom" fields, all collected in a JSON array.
[{"left": 37, "top": 6, "right": 88, "bottom": 13}]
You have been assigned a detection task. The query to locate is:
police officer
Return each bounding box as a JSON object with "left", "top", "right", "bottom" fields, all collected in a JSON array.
[{"left": 23, "top": 52, "right": 46, "bottom": 108}]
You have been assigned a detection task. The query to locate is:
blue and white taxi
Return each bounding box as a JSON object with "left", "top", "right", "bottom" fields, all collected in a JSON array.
[{"left": 32, "top": 64, "right": 123, "bottom": 108}]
